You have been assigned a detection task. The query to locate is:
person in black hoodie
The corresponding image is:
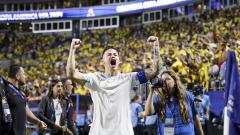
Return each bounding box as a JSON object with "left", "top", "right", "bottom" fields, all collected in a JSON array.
[{"left": 38, "top": 78, "right": 72, "bottom": 135}]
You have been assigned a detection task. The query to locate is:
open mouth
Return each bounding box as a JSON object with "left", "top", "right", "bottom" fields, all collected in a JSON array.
[{"left": 110, "top": 59, "right": 116, "bottom": 65}]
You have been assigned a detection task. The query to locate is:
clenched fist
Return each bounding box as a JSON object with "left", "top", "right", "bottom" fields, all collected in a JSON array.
[
  {"left": 71, "top": 39, "right": 81, "bottom": 50},
  {"left": 147, "top": 36, "right": 159, "bottom": 47}
]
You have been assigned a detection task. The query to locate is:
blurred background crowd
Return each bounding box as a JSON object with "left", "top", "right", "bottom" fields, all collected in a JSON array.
[
  {"left": 0, "top": 1, "right": 239, "bottom": 134},
  {"left": 0, "top": 6, "right": 239, "bottom": 97}
]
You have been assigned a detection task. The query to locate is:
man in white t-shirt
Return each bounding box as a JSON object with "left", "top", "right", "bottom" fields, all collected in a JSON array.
[{"left": 66, "top": 37, "right": 162, "bottom": 135}]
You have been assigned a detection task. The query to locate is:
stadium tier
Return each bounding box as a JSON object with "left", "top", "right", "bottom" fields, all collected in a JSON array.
[{"left": 0, "top": 0, "right": 239, "bottom": 135}]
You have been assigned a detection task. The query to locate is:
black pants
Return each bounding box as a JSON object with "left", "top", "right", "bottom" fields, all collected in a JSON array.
[
  {"left": 0, "top": 123, "right": 14, "bottom": 135},
  {"left": 202, "top": 123, "right": 208, "bottom": 135},
  {"left": 144, "top": 124, "right": 157, "bottom": 135},
  {"left": 0, "top": 129, "right": 12, "bottom": 135},
  {"left": 134, "top": 125, "right": 143, "bottom": 135}
]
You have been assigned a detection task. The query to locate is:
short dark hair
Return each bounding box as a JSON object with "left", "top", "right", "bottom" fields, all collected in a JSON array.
[
  {"left": 131, "top": 94, "right": 141, "bottom": 102},
  {"left": 61, "top": 78, "right": 72, "bottom": 86},
  {"left": 8, "top": 64, "right": 21, "bottom": 78},
  {"left": 61, "top": 78, "right": 69, "bottom": 84},
  {"left": 102, "top": 46, "right": 120, "bottom": 57}
]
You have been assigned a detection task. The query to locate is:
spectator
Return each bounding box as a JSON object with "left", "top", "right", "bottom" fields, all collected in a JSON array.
[{"left": 38, "top": 78, "right": 72, "bottom": 135}]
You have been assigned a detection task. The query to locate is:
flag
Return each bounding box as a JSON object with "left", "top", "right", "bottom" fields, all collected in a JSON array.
[{"left": 224, "top": 51, "right": 240, "bottom": 135}]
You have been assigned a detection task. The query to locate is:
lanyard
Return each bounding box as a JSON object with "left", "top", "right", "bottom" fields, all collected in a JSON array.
[
  {"left": 8, "top": 83, "right": 26, "bottom": 100},
  {"left": 67, "top": 102, "right": 71, "bottom": 114},
  {"left": 66, "top": 96, "right": 71, "bottom": 115},
  {"left": 166, "top": 97, "right": 176, "bottom": 116}
]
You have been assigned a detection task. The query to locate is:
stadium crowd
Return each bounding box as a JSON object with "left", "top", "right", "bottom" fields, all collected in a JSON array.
[
  {"left": 0, "top": 4, "right": 239, "bottom": 135},
  {"left": 0, "top": 6, "right": 239, "bottom": 96}
]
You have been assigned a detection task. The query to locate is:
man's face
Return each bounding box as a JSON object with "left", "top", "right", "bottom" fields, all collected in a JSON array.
[
  {"left": 17, "top": 67, "right": 27, "bottom": 85},
  {"left": 102, "top": 49, "right": 120, "bottom": 69},
  {"left": 63, "top": 79, "right": 73, "bottom": 96},
  {"left": 146, "top": 56, "right": 153, "bottom": 66},
  {"left": 195, "top": 101, "right": 201, "bottom": 107}
]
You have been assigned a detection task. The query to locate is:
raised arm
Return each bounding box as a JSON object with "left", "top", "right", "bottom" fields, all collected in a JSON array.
[
  {"left": 144, "top": 36, "right": 163, "bottom": 80},
  {"left": 66, "top": 39, "right": 86, "bottom": 82}
]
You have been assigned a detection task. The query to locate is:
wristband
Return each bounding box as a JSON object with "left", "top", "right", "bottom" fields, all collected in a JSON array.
[{"left": 137, "top": 69, "right": 148, "bottom": 84}]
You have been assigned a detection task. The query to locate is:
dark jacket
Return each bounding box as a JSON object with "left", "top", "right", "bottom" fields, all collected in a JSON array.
[
  {"left": 64, "top": 96, "right": 79, "bottom": 135},
  {"left": 38, "top": 96, "right": 67, "bottom": 134},
  {"left": 0, "top": 76, "right": 27, "bottom": 135}
]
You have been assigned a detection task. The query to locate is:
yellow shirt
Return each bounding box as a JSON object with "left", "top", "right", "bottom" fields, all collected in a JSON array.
[
  {"left": 199, "top": 64, "right": 209, "bottom": 90},
  {"left": 75, "top": 86, "right": 89, "bottom": 95},
  {"left": 121, "top": 63, "right": 132, "bottom": 73}
]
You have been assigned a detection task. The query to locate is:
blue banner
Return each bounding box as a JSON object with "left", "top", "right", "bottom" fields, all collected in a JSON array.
[
  {"left": 0, "top": 10, "right": 64, "bottom": 22},
  {"left": 211, "top": 0, "right": 218, "bottom": 10},
  {"left": 0, "top": 0, "right": 193, "bottom": 22},
  {"left": 207, "top": 90, "right": 224, "bottom": 116},
  {"left": 224, "top": 51, "right": 240, "bottom": 135}
]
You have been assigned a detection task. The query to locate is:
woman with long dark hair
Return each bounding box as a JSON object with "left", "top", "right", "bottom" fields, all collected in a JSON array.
[
  {"left": 145, "top": 70, "right": 204, "bottom": 135},
  {"left": 38, "top": 79, "right": 72, "bottom": 135}
]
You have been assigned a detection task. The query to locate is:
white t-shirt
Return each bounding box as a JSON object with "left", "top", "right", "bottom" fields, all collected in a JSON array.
[
  {"left": 53, "top": 98, "right": 62, "bottom": 125},
  {"left": 81, "top": 72, "right": 140, "bottom": 135}
]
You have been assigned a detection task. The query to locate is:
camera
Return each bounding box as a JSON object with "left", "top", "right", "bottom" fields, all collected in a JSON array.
[{"left": 150, "top": 77, "right": 165, "bottom": 88}]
